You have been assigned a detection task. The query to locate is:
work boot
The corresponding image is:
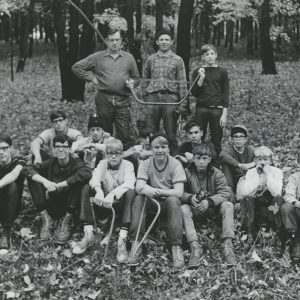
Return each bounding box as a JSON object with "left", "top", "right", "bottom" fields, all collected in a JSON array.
[
  {"left": 117, "top": 237, "right": 129, "bottom": 263},
  {"left": 40, "top": 210, "right": 52, "bottom": 240},
  {"left": 188, "top": 240, "right": 203, "bottom": 268},
  {"left": 55, "top": 213, "right": 72, "bottom": 244},
  {"left": 0, "top": 228, "right": 11, "bottom": 251},
  {"left": 223, "top": 238, "right": 236, "bottom": 265},
  {"left": 127, "top": 241, "right": 142, "bottom": 266},
  {"left": 72, "top": 225, "right": 94, "bottom": 255},
  {"left": 171, "top": 245, "right": 185, "bottom": 270},
  {"left": 289, "top": 233, "right": 300, "bottom": 264}
]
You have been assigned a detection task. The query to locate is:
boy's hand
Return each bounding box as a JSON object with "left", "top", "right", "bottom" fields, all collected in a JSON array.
[
  {"left": 94, "top": 191, "right": 105, "bottom": 206},
  {"left": 220, "top": 114, "right": 227, "bottom": 128},
  {"left": 198, "top": 67, "right": 205, "bottom": 78},
  {"left": 196, "top": 199, "right": 209, "bottom": 213},
  {"left": 103, "top": 193, "right": 115, "bottom": 208},
  {"left": 44, "top": 180, "right": 57, "bottom": 192},
  {"left": 184, "top": 152, "right": 193, "bottom": 161},
  {"left": 256, "top": 163, "right": 264, "bottom": 174}
]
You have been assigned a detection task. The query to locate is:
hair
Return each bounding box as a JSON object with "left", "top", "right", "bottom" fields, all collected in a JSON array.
[
  {"left": 0, "top": 133, "right": 12, "bottom": 146},
  {"left": 150, "top": 136, "right": 169, "bottom": 147},
  {"left": 200, "top": 44, "right": 217, "bottom": 56},
  {"left": 53, "top": 134, "right": 72, "bottom": 148},
  {"left": 88, "top": 114, "right": 104, "bottom": 130},
  {"left": 106, "top": 138, "right": 123, "bottom": 152},
  {"left": 50, "top": 110, "right": 67, "bottom": 122},
  {"left": 254, "top": 146, "right": 273, "bottom": 158},
  {"left": 184, "top": 120, "right": 202, "bottom": 132},
  {"left": 106, "top": 27, "right": 122, "bottom": 38},
  {"left": 155, "top": 29, "right": 173, "bottom": 41},
  {"left": 193, "top": 144, "right": 212, "bottom": 157}
]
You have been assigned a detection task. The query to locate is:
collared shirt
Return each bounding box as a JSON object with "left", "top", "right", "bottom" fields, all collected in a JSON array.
[
  {"left": 285, "top": 172, "right": 300, "bottom": 204},
  {"left": 143, "top": 51, "right": 187, "bottom": 101},
  {"left": 72, "top": 50, "right": 140, "bottom": 97}
]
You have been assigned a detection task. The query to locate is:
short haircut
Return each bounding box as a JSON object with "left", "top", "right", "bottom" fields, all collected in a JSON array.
[
  {"left": 0, "top": 133, "right": 12, "bottom": 146},
  {"left": 149, "top": 132, "right": 169, "bottom": 146},
  {"left": 53, "top": 134, "right": 72, "bottom": 147},
  {"left": 184, "top": 120, "right": 202, "bottom": 132},
  {"left": 254, "top": 146, "right": 273, "bottom": 158},
  {"left": 193, "top": 144, "right": 212, "bottom": 157},
  {"left": 50, "top": 110, "right": 67, "bottom": 122},
  {"left": 106, "top": 138, "right": 123, "bottom": 152},
  {"left": 155, "top": 29, "right": 173, "bottom": 41},
  {"left": 201, "top": 44, "right": 217, "bottom": 56},
  {"left": 106, "top": 28, "right": 122, "bottom": 38}
]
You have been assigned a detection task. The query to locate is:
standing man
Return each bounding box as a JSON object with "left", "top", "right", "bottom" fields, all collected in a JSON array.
[
  {"left": 144, "top": 30, "right": 187, "bottom": 155},
  {"left": 72, "top": 28, "right": 140, "bottom": 150}
]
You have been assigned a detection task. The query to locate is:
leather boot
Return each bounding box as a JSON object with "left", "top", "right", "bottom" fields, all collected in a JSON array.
[
  {"left": 127, "top": 241, "right": 142, "bottom": 266},
  {"left": 223, "top": 238, "right": 236, "bottom": 265},
  {"left": 55, "top": 213, "right": 72, "bottom": 244},
  {"left": 40, "top": 210, "right": 52, "bottom": 240},
  {"left": 171, "top": 245, "right": 185, "bottom": 270}
]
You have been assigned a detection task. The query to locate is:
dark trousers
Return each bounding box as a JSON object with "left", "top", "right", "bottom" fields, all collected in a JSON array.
[
  {"left": 240, "top": 192, "right": 284, "bottom": 233},
  {"left": 280, "top": 203, "right": 300, "bottom": 234},
  {"left": 80, "top": 188, "right": 136, "bottom": 228},
  {"left": 0, "top": 180, "right": 24, "bottom": 228},
  {"left": 28, "top": 179, "right": 89, "bottom": 219},
  {"left": 129, "top": 195, "right": 183, "bottom": 245},
  {"left": 145, "top": 93, "right": 178, "bottom": 155},
  {"left": 196, "top": 107, "right": 223, "bottom": 155},
  {"left": 222, "top": 163, "right": 244, "bottom": 191},
  {"left": 95, "top": 93, "right": 136, "bottom": 150}
]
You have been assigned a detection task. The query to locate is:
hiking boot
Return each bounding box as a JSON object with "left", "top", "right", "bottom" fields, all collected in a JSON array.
[
  {"left": 40, "top": 210, "right": 52, "bottom": 240},
  {"left": 117, "top": 237, "right": 128, "bottom": 263},
  {"left": 72, "top": 225, "right": 94, "bottom": 255},
  {"left": 55, "top": 213, "right": 72, "bottom": 244},
  {"left": 0, "top": 228, "right": 11, "bottom": 250},
  {"left": 127, "top": 241, "right": 142, "bottom": 266},
  {"left": 171, "top": 245, "right": 185, "bottom": 270},
  {"left": 289, "top": 233, "right": 300, "bottom": 264},
  {"left": 223, "top": 238, "right": 236, "bottom": 265},
  {"left": 188, "top": 240, "right": 203, "bottom": 268}
]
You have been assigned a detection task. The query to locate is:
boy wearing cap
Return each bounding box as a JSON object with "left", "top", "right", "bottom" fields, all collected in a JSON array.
[
  {"left": 175, "top": 119, "right": 217, "bottom": 167},
  {"left": 143, "top": 30, "right": 187, "bottom": 155},
  {"left": 72, "top": 115, "right": 112, "bottom": 169},
  {"left": 31, "top": 110, "right": 83, "bottom": 164},
  {"left": 0, "top": 134, "right": 26, "bottom": 252},
  {"left": 181, "top": 144, "right": 235, "bottom": 267},
  {"left": 237, "top": 146, "right": 284, "bottom": 244},
  {"left": 74, "top": 139, "right": 136, "bottom": 263},
  {"left": 219, "top": 125, "right": 255, "bottom": 194},
  {"left": 280, "top": 172, "right": 300, "bottom": 263},
  {"left": 128, "top": 133, "right": 187, "bottom": 269},
  {"left": 25, "top": 134, "right": 92, "bottom": 243}
]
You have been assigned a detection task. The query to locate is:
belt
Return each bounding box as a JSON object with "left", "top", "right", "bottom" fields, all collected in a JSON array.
[
  {"left": 199, "top": 105, "right": 223, "bottom": 109},
  {"left": 150, "top": 90, "right": 175, "bottom": 95}
]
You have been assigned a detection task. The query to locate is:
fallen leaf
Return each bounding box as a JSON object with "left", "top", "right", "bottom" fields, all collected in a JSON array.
[
  {"left": 20, "top": 228, "right": 36, "bottom": 239},
  {"left": 87, "top": 290, "right": 101, "bottom": 299},
  {"left": 250, "top": 249, "right": 262, "bottom": 262},
  {"left": 23, "top": 264, "right": 30, "bottom": 274},
  {"left": 23, "top": 275, "right": 31, "bottom": 285}
]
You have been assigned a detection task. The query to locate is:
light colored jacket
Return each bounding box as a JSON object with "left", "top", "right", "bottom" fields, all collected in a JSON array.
[{"left": 284, "top": 172, "right": 300, "bottom": 204}]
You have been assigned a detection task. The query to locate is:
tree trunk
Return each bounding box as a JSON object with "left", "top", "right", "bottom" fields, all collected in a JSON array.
[
  {"left": 203, "top": 1, "right": 210, "bottom": 43},
  {"left": 16, "top": 0, "right": 35, "bottom": 72},
  {"left": 217, "top": 22, "right": 222, "bottom": 46},
  {"left": 228, "top": 20, "right": 234, "bottom": 53},
  {"left": 134, "top": 0, "right": 142, "bottom": 74},
  {"left": 254, "top": 22, "right": 259, "bottom": 51},
  {"left": 39, "top": 16, "right": 44, "bottom": 39},
  {"left": 156, "top": 0, "right": 163, "bottom": 32},
  {"left": 212, "top": 25, "right": 217, "bottom": 45},
  {"left": 235, "top": 20, "right": 239, "bottom": 43},
  {"left": 126, "top": 0, "right": 134, "bottom": 52},
  {"left": 13, "top": 13, "right": 20, "bottom": 43},
  {"left": 246, "top": 17, "right": 254, "bottom": 55},
  {"left": 260, "top": 0, "right": 277, "bottom": 74}
]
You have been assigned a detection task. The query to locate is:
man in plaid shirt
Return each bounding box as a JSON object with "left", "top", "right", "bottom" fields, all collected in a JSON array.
[{"left": 144, "top": 30, "right": 187, "bottom": 154}]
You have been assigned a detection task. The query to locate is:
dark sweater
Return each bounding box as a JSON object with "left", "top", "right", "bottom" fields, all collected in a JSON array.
[
  {"left": 25, "top": 157, "right": 92, "bottom": 186},
  {"left": 219, "top": 144, "right": 255, "bottom": 167},
  {"left": 191, "top": 66, "right": 229, "bottom": 108}
]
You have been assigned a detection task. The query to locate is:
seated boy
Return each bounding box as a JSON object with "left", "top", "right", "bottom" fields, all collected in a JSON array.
[
  {"left": 0, "top": 134, "right": 26, "bottom": 252},
  {"left": 25, "top": 134, "right": 92, "bottom": 243},
  {"left": 73, "top": 139, "right": 136, "bottom": 263},
  {"left": 237, "top": 146, "right": 284, "bottom": 244},
  {"left": 72, "top": 115, "right": 111, "bottom": 169},
  {"left": 128, "top": 133, "right": 187, "bottom": 270},
  {"left": 175, "top": 119, "right": 217, "bottom": 167},
  {"left": 280, "top": 172, "right": 300, "bottom": 263},
  {"left": 31, "top": 110, "right": 83, "bottom": 164},
  {"left": 181, "top": 145, "right": 235, "bottom": 267},
  {"left": 219, "top": 125, "right": 255, "bottom": 194}
]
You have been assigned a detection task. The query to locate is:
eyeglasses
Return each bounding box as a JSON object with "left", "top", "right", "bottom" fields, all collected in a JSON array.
[
  {"left": 52, "top": 118, "right": 65, "bottom": 124},
  {"left": 107, "top": 151, "right": 122, "bottom": 157},
  {"left": 54, "top": 145, "right": 69, "bottom": 150},
  {"left": 232, "top": 135, "right": 246, "bottom": 139},
  {"left": 0, "top": 146, "right": 9, "bottom": 152}
]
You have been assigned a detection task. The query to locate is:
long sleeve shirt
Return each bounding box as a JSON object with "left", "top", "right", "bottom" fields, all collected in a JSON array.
[
  {"left": 25, "top": 157, "right": 92, "bottom": 186},
  {"left": 236, "top": 166, "right": 283, "bottom": 200},
  {"left": 191, "top": 66, "right": 229, "bottom": 108},
  {"left": 72, "top": 50, "right": 140, "bottom": 97},
  {"left": 284, "top": 172, "right": 300, "bottom": 204},
  {"left": 89, "top": 159, "right": 136, "bottom": 200},
  {"left": 143, "top": 51, "right": 187, "bottom": 101},
  {"left": 219, "top": 144, "right": 255, "bottom": 167}
]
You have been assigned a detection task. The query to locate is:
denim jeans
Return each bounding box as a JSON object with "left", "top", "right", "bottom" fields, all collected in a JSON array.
[
  {"left": 145, "top": 93, "right": 179, "bottom": 155},
  {"left": 0, "top": 181, "right": 24, "bottom": 228},
  {"left": 129, "top": 195, "right": 183, "bottom": 245},
  {"left": 221, "top": 163, "right": 244, "bottom": 191},
  {"left": 181, "top": 201, "right": 234, "bottom": 242},
  {"left": 280, "top": 202, "right": 300, "bottom": 234},
  {"left": 95, "top": 92, "right": 136, "bottom": 150},
  {"left": 195, "top": 107, "right": 223, "bottom": 155}
]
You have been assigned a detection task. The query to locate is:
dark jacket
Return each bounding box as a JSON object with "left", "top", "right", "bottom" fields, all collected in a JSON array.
[{"left": 182, "top": 164, "right": 231, "bottom": 206}]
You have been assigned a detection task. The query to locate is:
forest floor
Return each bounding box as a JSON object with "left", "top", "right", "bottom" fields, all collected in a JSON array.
[{"left": 0, "top": 42, "right": 300, "bottom": 299}]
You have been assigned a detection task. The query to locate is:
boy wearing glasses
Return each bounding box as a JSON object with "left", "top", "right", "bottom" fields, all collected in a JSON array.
[
  {"left": 219, "top": 125, "right": 255, "bottom": 194},
  {"left": 0, "top": 134, "right": 26, "bottom": 252},
  {"left": 74, "top": 139, "right": 136, "bottom": 263},
  {"left": 25, "top": 134, "right": 92, "bottom": 243},
  {"left": 31, "top": 110, "right": 83, "bottom": 164}
]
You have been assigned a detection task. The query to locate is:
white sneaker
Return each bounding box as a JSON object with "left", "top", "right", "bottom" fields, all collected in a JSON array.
[
  {"left": 72, "top": 230, "right": 94, "bottom": 255},
  {"left": 117, "top": 238, "right": 128, "bottom": 263}
]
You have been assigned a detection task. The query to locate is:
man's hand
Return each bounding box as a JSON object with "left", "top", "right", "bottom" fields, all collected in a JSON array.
[
  {"left": 103, "top": 192, "right": 115, "bottom": 208},
  {"left": 220, "top": 113, "right": 227, "bottom": 128},
  {"left": 43, "top": 180, "right": 57, "bottom": 192},
  {"left": 126, "top": 79, "right": 135, "bottom": 89}
]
